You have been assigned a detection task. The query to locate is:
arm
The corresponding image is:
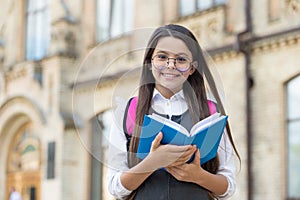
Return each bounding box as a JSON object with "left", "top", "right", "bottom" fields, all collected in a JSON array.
[
  {"left": 198, "top": 132, "right": 237, "bottom": 198},
  {"left": 193, "top": 151, "right": 229, "bottom": 196},
  {"left": 119, "top": 157, "right": 155, "bottom": 191}
]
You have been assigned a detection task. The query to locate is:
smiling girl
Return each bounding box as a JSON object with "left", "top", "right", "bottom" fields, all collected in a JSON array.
[{"left": 107, "top": 24, "right": 240, "bottom": 200}]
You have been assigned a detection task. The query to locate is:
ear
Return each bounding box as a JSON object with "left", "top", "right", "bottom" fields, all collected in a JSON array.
[
  {"left": 191, "top": 61, "right": 198, "bottom": 68},
  {"left": 189, "top": 61, "right": 198, "bottom": 75}
]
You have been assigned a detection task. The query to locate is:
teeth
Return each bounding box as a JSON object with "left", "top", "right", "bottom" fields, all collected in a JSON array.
[{"left": 162, "top": 73, "right": 177, "bottom": 77}]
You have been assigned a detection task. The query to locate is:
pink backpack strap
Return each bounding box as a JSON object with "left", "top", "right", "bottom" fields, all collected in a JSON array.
[
  {"left": 123, "top": 96, "right": 138, "bottom": 136},
  {"left": 123, "top": 97, "right": 137, "bottom": 151},
  {"left": 207, "top": 100, "right": 217, "bottom": 115}
]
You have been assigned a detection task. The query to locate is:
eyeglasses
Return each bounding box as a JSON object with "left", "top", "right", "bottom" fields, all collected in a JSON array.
[{"left": 151, "top": 54, "right": 192, "bottom": 72}]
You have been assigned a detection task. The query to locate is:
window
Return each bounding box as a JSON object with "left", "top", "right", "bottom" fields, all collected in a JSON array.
[
  {"left": 197, "top": 0, "right": 213, "bottom": 10},
  {"left": 179, "top": 0, "right": 196, "bottom": 16},
  {"left": 179, "top": 0, "right": 227, "bottom": 16},
  {"left": 286, "top": 75, "right": 300, "bottom": 199},
  {"left": 47, "top": 142, "right": 55, "bottom": 179},
  {"left": 96, "top": 0, "right": 134, "bottom": 42},
  {"left": 26, "top": 0, "right": 50, "bottom": 61}
]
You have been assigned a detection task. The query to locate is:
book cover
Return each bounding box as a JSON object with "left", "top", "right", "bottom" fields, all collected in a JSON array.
[{"left": 137, "top": 113, "right": 228, "bottom": 164}]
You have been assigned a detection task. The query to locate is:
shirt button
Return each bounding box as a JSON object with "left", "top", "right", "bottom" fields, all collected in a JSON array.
[{"left": 166, "top": 100, "right": 170, "bottom": 106}]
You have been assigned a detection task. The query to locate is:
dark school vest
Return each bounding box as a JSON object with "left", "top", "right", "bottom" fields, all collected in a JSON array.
[{"left": 133, "top": 109, "right": 210, "bottom": 200}]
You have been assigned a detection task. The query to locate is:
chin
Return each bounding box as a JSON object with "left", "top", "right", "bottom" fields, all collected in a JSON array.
[{"left": 159, "top": 83, "right": 182, "bottom": 93}]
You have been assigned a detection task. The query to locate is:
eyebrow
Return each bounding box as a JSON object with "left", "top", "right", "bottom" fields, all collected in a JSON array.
[{"left": 156, "top": 50, "right": 189, "bottom": 57}]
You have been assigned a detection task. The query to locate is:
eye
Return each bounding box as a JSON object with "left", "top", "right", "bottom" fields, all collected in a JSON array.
[
  {"left": 176, "top": 56, "right": 188, "bottom": 63},
  {"left": 157, "top": 54, "right": 168, "bottom": 60}
]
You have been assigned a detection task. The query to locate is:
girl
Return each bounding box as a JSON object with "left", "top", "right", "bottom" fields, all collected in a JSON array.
[{"left": 107, "top": 24, "right": 240, "bottom": 200}]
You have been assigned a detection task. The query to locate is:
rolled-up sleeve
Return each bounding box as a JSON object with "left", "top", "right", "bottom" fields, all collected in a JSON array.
[
  {"left": 107, "top": 171, "right": 132, "bottom": 199},
  {"left": 216, "top": 132, "right": 237, "bottom": 199}
]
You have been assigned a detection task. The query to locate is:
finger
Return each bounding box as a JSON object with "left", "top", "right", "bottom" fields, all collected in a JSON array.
[
  {"left": 166, "top": 165, "right": 183, "bottom": 176},
  {"left": 165, "top": 144, "right": 195, "bottom": 153},
  {"left": 170, "top": 150, "right": 194, "bottom": 165},
  {"left": 168, "top": 146, "right": 196, "bottom": 163},
  {"left": 165, "top": 166, "right": 171, "bottom": 172},
  {"left": 192, "top": 148, "right": 200, "bottom": 165},
  {"left": 169, "top": 165, "right": 181, "bottom": 170},
  {"left": 150, "top": 132, "right": 163, "bottom": 151},
  {"left": 165, "top": 167, "right": 176, "bottom": 176},
  {"left": 179, "top": 146, "right": 196, "bottom": 159},
  {"left": 165, "top": 167, "right": 179, "bottom": 176},
  {"left": 169, "top": 160, "right": 184, "bottom": 167}
]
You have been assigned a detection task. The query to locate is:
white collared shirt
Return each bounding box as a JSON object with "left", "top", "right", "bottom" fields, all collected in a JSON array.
[
  {"left": 152, "top": 89, "right": 188, "bottom": 118},
  {"left": 106, "top": 89, "right": 236, "bottom": 199}
]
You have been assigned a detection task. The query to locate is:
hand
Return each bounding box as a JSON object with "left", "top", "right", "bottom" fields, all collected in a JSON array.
[
  {"left": 166, "top": 148, "right": 205, "bottom": 183},
  {"left": 145, "top": 132, "right": 197, "bottom": 169}
]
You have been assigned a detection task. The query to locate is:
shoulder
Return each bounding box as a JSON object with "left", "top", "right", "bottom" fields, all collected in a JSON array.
[{"left": 113, "top": 97, "right": 128, "bottom": 127}]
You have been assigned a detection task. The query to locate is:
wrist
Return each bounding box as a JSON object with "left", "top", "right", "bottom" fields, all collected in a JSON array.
[
  {"left": 142, "top": 154, "right": 161, "bottom": 172},
  {"left": 194, "top": 168, "right": 209, "bottom": 186},
  {"left": 194, "top": 170, "right": 229, "bottom": 196}
]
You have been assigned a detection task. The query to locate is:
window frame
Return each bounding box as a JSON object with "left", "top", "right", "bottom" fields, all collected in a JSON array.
[
  {"left": 25, "top": 0, "right": 50, "bottom": 61},
  {"left": 47, "top": 141, "right": 55, "bottom": 179},
  {"left": 95, "top": 0, "right": 134, "bottom": 42},
  {"left": 286, "top": 75, "right": 300, "bottom": 200}
]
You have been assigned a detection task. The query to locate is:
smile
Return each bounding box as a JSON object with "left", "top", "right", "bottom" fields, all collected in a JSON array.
[{"left": 161, "top": 73, "right": 180, "bottom": 78}]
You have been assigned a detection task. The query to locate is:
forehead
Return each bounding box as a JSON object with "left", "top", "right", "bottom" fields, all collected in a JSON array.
[{"left": 154, "top": 37, "right": 192, "bottom": 57}]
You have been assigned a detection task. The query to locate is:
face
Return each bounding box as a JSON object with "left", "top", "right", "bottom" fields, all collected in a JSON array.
[{"left": 151, "top": 37, "right": 195, "bottom": 96}]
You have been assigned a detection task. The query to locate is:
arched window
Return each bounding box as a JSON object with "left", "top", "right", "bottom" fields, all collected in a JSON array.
[
  {"left": 286, "top": 75, "right": 300, "bottom": 199},
  {"left": 26, "top": 0, "right": 50, "bottom": 60}
]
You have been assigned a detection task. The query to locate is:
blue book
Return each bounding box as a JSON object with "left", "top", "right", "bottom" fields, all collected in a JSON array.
[{"left": 137, "top": 113, "right": 228, "bottom": 164}]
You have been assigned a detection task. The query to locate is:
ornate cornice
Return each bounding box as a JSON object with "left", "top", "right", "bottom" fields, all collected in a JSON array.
[
  {"left": 251, "top": 32, "right": 300, "bottom": 54},
  {"left": 207, "top": 28, "right": 300, "bottom": 61},
  {"left": 211, "top": 50, "right": 240, "bottom": 62}
]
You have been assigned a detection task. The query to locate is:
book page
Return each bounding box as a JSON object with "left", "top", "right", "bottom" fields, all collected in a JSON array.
[
  {"left": 190, "top": 113, "right": 223, "bottom": 136},
  {"left": 149, "top": 113, "right": 190, "bottom": 136}
]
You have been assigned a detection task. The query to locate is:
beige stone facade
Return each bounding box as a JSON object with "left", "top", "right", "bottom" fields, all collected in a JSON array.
[{"left": 0, "top": 0, "right": 300, "bottom": 199}]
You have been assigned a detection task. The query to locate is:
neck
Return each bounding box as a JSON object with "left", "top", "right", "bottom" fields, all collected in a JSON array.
[{"left": 155, "top": 84, "right": 181, "bottom": 99}]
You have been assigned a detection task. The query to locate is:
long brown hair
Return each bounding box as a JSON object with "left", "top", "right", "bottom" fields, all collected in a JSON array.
[{"left": 128, "top": 24, "right": 240, "bottom": 174}]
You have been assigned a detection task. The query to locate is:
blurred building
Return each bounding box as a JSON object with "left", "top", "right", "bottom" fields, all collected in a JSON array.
[{"left": 0, "top": 0, "right": 299, "bottom": 200}]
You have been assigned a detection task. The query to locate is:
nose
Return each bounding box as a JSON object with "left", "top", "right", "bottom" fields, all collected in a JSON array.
[{"left": 167, "top": 58, "right": 176, "bottom": 69}]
